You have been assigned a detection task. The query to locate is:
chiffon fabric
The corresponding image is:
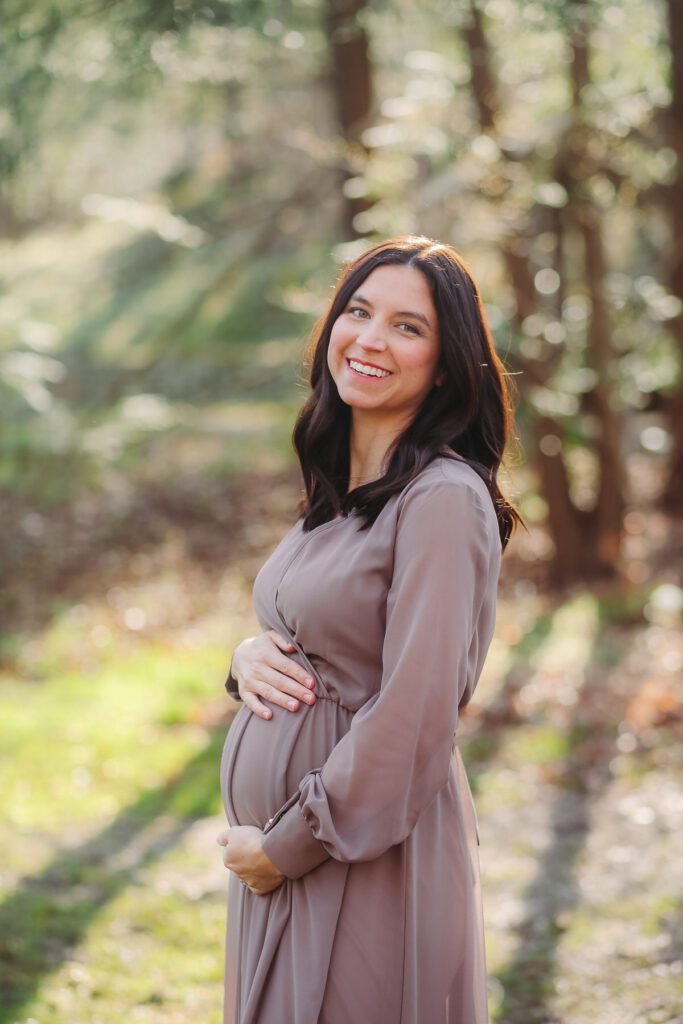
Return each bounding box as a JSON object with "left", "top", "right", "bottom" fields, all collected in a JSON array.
[{"left": 219, "top": 453, "right": 502, "bottom": 1023}]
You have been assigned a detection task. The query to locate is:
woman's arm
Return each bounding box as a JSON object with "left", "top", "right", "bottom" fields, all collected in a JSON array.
[
  {"left": 224, "top": 655, "right": 241, "bottom": 700},
  {"left": 260, "top": 475, "right": 500, "bottom": 880}
]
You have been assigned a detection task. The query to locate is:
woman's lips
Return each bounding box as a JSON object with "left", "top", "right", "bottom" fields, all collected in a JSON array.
[{"left": 346, "top": 358, "right": 392, "bottom": 380}]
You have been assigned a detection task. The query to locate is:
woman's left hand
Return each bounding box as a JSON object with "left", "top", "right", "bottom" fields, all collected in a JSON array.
[{"left": 216, "top": 825, "right": 285, "bottom": 895}]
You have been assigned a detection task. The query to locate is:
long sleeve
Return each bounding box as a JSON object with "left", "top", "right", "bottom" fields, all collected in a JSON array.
[
  {"left": 224, "top": 655, "right": 243, "bottom": 701},
  {"left": 261, "top": 476, "right": 498, "bottom": 880}
]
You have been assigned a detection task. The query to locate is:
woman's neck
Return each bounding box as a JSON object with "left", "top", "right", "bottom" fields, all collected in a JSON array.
[{"left": 347, "top": 419, "right": 402, "bottom": 491}]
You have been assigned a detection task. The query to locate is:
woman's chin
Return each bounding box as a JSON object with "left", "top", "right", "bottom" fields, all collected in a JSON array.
[{"left": 336, "top": 386, "right": 393, "bottom": 411}]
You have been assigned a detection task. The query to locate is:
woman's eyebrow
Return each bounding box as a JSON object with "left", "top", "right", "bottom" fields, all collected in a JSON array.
[{"left": 349, "top": 292, "right": 432, "bottom": 329}]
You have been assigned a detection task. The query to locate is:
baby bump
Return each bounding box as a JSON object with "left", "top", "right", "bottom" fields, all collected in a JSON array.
[{"left": 220, "top": 698, "right": 354, "bottom": 828}]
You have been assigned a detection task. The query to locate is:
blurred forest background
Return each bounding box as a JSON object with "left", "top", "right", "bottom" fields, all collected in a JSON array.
[{"left": 1, "top": 0, "right": 682, "bottom": 1022}]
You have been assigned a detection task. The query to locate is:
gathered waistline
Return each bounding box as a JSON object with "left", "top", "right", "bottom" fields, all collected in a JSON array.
[{"left": 309, "top": 693, "right": 357, "bottom": 714}]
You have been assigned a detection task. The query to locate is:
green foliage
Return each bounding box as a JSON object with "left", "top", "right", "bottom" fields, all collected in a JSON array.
[
  {"left": 0, "top": 0, "right": 678, "bottom": 525},
  {"left": 0, "top": 221, "right": 323, "bottom": 503}
]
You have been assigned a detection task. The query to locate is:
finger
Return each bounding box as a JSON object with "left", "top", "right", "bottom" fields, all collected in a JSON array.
[
  {"left": 271, "top": 655, "right": 316, "bottom": 692},
  {"left": 242, "top": 691, "right": 273, "bottom": 721},
  {"left": 252, "top": 678, "right": 301, "bottom": 713},
  {"left": 261, "top": 668, "right": 316, "bottom": 707},
  {"left": 268, "top": 631, "right": 296, "bottom": 652}
]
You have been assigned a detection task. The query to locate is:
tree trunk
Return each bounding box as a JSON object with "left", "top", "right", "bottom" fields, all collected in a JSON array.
[
  {"left": 660, "top": 0, "right": 683, "bottom": 513},
  {"left": 461, "top": 0, "right": 497, "bottom": 131},
  {"left": 462, "top": 0, "right": 589, "bottom": 585},
  {"left": 535, "top": 416, "right": 591, "bottom": 584},
  {"left": 566, "top": 0, "right": 625, "bottom": 575},
  {"left": 324, "top": 0, "right": 374, "bottom": 238},
  {"left": 578, "top": 206, "right": 625, "bottom": 570}
]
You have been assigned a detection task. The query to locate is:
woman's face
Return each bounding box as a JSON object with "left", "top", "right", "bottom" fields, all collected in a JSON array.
[{"left": 327, "top": 264, "right": 444, "bottom": 426}]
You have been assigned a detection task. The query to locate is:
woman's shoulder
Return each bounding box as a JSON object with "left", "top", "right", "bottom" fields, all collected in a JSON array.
[
  {"left": 397, "top": 451, "right": 491, "bottom": 509},
  {"left": 395, "top": 452, "right": 501, "bottom": 552}
]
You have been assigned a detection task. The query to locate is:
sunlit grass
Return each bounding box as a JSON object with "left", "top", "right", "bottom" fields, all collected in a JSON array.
[
  {"left": 0, "top": 614, "right": 233, "bottom": 1024},
  {"left": 0, "top": 655, "right": 227, "bottom": 841}
]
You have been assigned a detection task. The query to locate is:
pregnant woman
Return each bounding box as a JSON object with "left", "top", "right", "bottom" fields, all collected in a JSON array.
[{"left": 216, "top": 235, "right": 523, "bottom": 1024}]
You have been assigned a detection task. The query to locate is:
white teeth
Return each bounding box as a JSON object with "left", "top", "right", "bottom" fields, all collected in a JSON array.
[{"left": 348, "top": 359, "right": 390, "bottom": 378}]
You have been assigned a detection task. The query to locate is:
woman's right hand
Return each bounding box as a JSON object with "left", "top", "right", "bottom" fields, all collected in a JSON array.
[{"left": 231, "top": 631, "right": 317, "bottom": 720}]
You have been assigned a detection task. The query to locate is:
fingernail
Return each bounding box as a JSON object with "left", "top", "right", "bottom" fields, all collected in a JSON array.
[
  {"left": 263, "top": 710, "right": 272, "bottom": 719},
  {"left": 306, "top": 695, "right": 315, "bottom": 704},
  {"left": 288, "top": 700, "right": 298, "bottom": 710},
  {"left": 306, "top": 677, "right": 314, "bottom": 686}
]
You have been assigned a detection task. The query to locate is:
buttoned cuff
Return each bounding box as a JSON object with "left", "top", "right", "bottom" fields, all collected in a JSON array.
[
  {"left": 261, "top": 801, "right": 331, "bottom": 880},
  {"left": 224, "top": 655, "right": 242, "bottom": 701}
]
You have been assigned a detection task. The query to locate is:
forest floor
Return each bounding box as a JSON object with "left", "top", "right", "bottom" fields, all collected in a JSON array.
[{"left": 1, "top": 460, "right": 682, "bottom": 1024}]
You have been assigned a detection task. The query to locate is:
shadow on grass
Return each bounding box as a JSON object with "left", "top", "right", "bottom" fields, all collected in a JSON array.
[
  {"left": 0, "top": 721, "right": 232, "bottom": 1024},
  {"left": 490, "top": 605, "right": 637, "bottom": 1023}
]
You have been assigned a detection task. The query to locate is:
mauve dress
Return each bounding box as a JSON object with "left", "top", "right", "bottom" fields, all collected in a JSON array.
[{"left": 219, "top": 453, "right": 502, "bottom": 1024}]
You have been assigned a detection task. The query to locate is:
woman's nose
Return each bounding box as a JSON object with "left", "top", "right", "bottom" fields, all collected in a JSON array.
[{"left": 357, "top": 321, "right": 388, "bottom": 350}]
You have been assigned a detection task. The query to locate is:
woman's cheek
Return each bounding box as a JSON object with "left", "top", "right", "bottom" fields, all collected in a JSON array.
[{"left": 328, "top": 334, "right": 345, "bottom": 378}]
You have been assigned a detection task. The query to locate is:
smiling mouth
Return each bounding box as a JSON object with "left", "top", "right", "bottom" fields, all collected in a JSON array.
[{"left": 346, "top": 358, "right": 392, "bottom": 379}]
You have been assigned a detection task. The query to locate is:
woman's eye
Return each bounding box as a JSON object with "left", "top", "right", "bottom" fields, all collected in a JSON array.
[{"left": 347, "top": 308, "right": 420, "bottom": 334}]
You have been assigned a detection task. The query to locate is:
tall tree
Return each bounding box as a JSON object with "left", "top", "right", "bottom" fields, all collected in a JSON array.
[
  {"left": 324, "top": 0, "right": 374, "bottom": 238},
  {"left": 660, "top": 0, "right": 683, "bottom": 514},
  {"left": 563, "top": 0, "right": 625, "bottom": 570},
  {"left": 461, "top": 0, "right": 625, "bottom": 584}
]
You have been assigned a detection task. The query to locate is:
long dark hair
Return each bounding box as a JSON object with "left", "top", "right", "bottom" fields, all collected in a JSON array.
[{"left": 292, "top": 235, "right": 525, "bottom": 551}]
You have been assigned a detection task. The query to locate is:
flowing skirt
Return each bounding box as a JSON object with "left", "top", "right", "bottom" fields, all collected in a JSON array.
[{"left": 219, "top": 699, "right": 489, "bottom": 1024}]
